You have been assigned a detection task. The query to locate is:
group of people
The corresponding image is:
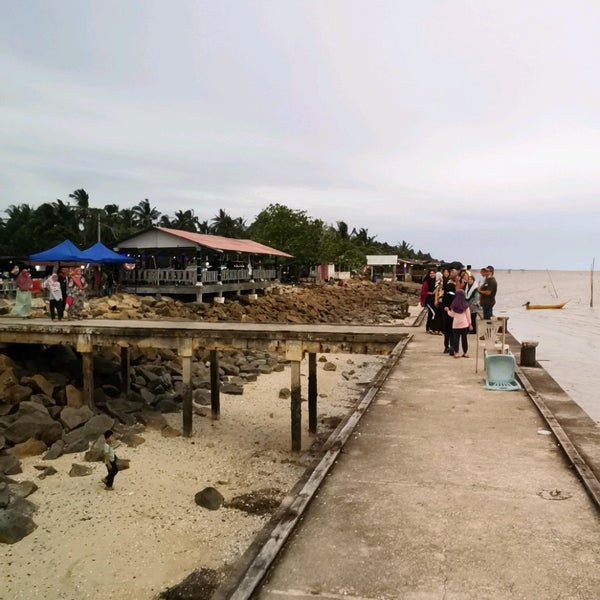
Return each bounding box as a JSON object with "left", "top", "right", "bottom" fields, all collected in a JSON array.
[
  {"left": 419, "top": 265, "right": 498, "bottom": 358},
  {"left": 8, "top": 265, "right": 89, "bottom": 320}
]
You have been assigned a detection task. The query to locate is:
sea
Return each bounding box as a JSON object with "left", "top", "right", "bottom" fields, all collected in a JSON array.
[{"left": 493, "top": 269, "right": 600, "bottom": 423}]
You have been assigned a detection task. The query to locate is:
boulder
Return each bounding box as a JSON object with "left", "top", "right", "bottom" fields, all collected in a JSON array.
[
  {"left": 0, "top": 455, "right": 22, "bottom": 475},
  {"left": 8, "top": 480, "right": 38, "bottom": 499},
  {"left": 69, "top": 463, "right": 93, "bottom": 477},
  {"left": 43, "top": 440, "right": 65, "bottom": 460},
  {"left": 3, "top": 413, "right": 63, "bottom": 445},
  {"left": 60, "top": 405, "right": 94, "bottom": 431},
  {"left": 0, "top": 508, "right": 37, "bottom": 544},
  {"left": 6, "top": 438, "right": 47, "bottom": 458},
  {"left": 194, "top": 486, "right": 224, "bottom": 510},
  {"left": 65, "top": 384, "right": 83, "bottom": 408}
]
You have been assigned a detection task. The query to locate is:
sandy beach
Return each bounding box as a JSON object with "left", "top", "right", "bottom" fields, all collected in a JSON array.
[{"left": 1, "top": 352, "right": 386, "bottom": 600}]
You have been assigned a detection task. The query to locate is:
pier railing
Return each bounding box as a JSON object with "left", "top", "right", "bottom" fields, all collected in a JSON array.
[{"left": 121, "top": 268, "right": 277, "bottom": 287}]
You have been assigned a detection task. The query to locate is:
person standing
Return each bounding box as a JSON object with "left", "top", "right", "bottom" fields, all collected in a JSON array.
[
  {"left": 43, "top": 272, "right": 65, "bottom": 320},
  {"left": 67, "top": 267, "right": 88, "bottom": 319},
  {"left": 464, "top": 273, "right": 481, "bottom": 334},
  {"left": 478, "top": 265, "right": 498, "bottom": 319},
  {"left": 444, "top": 289, "right": 472, "bottom": 358},
  {"left": 102, "top": 430, "right": 119, "bottom": 490},
  {"left": 9, "top": 267, "right": 33, "bottom": 317},
  {"left": 441, "top": 267, "right": 457, "bottom": 354},
  {"left": 420, "top": 269, "right": 439, "bottom": 334}
]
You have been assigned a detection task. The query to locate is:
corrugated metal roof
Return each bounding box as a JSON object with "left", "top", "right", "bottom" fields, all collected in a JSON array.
[
  {"left": 157, "top": 228, "right": 293, "bottom": 258},
  {"left": 366, "top": 255, "right": 398, "bottom": 266}
]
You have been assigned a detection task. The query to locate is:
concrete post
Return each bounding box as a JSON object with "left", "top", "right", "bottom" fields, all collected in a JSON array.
[
  {"left": 178, "top": 338, "right": 194, "bottom": 437},
  {"left": 210, "top": 349, "right": 220, "bottom": 420},
  {"left": 291, "top": 360, "right": 302, "bottom": 452},
  {"left": 520, "top": 341, "right": 539, "bottom": 367},
  {"left": 308, "top": 352, "right": 317, "bottom": 434}
]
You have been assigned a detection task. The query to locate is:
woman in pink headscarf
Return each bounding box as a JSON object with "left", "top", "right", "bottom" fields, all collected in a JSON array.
[{"left": 10, "top": 267, "right": 33, "bottom": 317}]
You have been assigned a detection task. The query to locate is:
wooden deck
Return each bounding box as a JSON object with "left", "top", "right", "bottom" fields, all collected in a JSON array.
[{"left": 0, "top": 317, "right": 408, "bottom": 450}]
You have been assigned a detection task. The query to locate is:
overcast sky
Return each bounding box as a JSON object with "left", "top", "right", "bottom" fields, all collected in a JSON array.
[{"left": 1, "top": 0, "right": 599, "bottom": 269}]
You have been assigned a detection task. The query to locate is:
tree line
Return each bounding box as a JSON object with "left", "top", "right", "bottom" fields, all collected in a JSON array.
[{"left": 0, "top": 189, "right": 434, "bottom": 272}]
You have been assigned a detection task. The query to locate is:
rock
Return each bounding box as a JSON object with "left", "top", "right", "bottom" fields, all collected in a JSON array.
[
  {"left": 37, "top": 466, "right": 58, "bottom": 479},
  {"left": 323, "top": 362, "right": 337, "bottom": 371},
  {"left": 0, "top": 455, "right": 22, "bottom": 475},
  {"left": 161, "top": 425, "right": 181, "bottom": 438},
  {"left": 84, "top": 435, "right": 106, "bottom": 462},
  {"left": 6, "top": 438, "right": 47, "bottom": 458},
  {"left": 0, "top": 482, "right": 9, "bottom": 508},
  {"left": 193, "top": 389, "right": 211, "bottom": 405},
  {"left": 220, "top": 382, "right": 243, "bottom": 395},
  {"left": 3, "top": 413, "right": 63, "bottom": 445},
  {"left": 62, "top": 414, "right": 114, "bottom": 454},
  {"left": 116, "top": 457, "right": 130, "bottom": 470},
  {"left": 65, "top": 384, "right": 83, "bottom": 408},
  {"left": 137, "top": 411, "right": 168, "bottom": 431},
  {"left": 27, "top": 374, "right": 55, "bottom": 397},
  {"left": 119, "top": 433, "right": 145, "bottom": 448},
  {"left": 60, "top": 405, "right": 94, "bottom": 431},
  {"left": 279, "top": 388, "right": 291, "bottom": 399},
  {"left": 43, "top": 440, "right": 65, "bottom": 460},
  {"left": 69, "top": 463, "right": 93, "bottom": 477},
  {"left": 8, "top": 480, "right": 38, "bottom": 499},
  {"left": 0, "top": 508, "right": 37, "bottom": 544},
  {"left": 194, "top": 487, "right": 224, "bottom": 510}
]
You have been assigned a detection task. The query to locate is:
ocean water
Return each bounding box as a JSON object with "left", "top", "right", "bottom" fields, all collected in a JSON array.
[{"left": 493, "top": 269, "right": 600, "bottom": 423}]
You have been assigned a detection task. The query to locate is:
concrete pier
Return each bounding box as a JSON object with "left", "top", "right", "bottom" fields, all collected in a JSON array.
[{"left": 220, "top": 324, "right": 600, "bottom": 599}]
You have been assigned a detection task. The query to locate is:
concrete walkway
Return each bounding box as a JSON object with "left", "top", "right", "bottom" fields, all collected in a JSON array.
[{"left": 257, "top": 326, "right": 600, "bottom": 599}]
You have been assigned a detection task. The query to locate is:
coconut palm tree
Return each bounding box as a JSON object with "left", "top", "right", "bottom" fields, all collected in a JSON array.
[
  {"left": 211, "top": 209, "right": 246, "bottom": 238},
  {"left": 132, "top": 199, "right": 161, "bottom": 229}
]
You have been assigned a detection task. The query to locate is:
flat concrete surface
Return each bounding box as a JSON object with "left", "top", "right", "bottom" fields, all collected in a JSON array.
[{"left": 257, "top": 327, "right": 600, "bottom": 599}]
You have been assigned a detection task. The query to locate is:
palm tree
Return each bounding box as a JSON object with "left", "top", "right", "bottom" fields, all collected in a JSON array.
[
  {"left": 211, "top": 209, "right": 245, "bottom": 238},
  {"left": 336, "top": 221, "right": 350, "bottom": 240},
  {"left": 171, "top": 209, "right": 199, "bottom": 232},
  {"left": 69, "top": 188, "right": 91, "bottom": 245},
  {"left": 397, "top": 240, "right": 414, "bottom": 258},
  {"left": 197, "top": 220, "right": 211, "bottom": 234},
  {"left": 132, "top": 199, "right": 161, "bottom": 229}
]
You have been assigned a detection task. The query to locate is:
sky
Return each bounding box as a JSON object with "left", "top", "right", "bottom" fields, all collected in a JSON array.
[{"left": 1, "top": 0, "right": 599, "bottom": 270}]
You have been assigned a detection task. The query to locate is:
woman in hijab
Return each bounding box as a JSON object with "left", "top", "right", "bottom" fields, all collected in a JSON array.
[
  {"left": 67, "top": 267, "right": 88, "bottom": 319},
  {"left": 444, "top": 288, "right": 472, "bottom": 358},
  {"left": 10, "top": 267, "right": 33, "bottom": 317}
]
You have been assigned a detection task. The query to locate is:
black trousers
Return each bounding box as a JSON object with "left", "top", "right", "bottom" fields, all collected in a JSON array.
[
  {"left": 105, "top": 459, "right": 119, "bottom": 487},
  {"left": 49, "top": 299, "right": 65, "bottom": 320},
  {"left": 452, "top": 327, "right": 469, "bottom": 355}
]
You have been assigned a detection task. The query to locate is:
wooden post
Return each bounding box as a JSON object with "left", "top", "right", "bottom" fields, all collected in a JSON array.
[
  {"left": 308, "top": 352, "right": 317, "bottom": 434},
  {"left": 210, "top": 349, "right": 220, "bottom": 420},
  {"left": 81, "top": 352, "right": 96, "bottom": 411},
  {"left": 290, "top": 360, "right": 302, "bottom": 452},
  {"left": 77, "top": 335, "right": 96, "bottom": 412},
  {"left": 179, "top": 338, "right": 193, "bottom": 437},
  {"left": 120, "top": 347, "right": 130, "bottom": 397}
]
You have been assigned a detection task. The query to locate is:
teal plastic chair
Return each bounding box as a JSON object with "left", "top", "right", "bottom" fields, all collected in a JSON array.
[{"left": 484, "top": 353, "right": 521, "bottom": 391}]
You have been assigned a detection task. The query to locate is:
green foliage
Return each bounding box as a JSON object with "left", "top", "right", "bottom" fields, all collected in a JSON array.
[{"left": 0, "top": 191, "right": 436, "bottom": 268}]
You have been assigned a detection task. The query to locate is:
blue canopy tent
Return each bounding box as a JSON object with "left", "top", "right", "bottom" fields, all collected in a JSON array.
[
  {"left": 79, "top": 242, "right": 132, "bottom": 264},
  {"left": 28, "top": 239, "right": 86, "bottom": 263}
]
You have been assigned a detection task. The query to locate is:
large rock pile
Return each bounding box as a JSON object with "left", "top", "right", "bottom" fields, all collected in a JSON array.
[{"left": 85, "top": 279, "right": 417, "bottom": 323}]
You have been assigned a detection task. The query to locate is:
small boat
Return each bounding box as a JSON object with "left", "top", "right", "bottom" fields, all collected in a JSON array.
[{"left": 525, "top": 301, "right": 568, "bottom": 310}]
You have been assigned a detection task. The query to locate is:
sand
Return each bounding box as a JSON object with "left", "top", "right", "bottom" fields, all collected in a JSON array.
[{"left": 1, "top": 353, "right": 386, "bottom": 600}]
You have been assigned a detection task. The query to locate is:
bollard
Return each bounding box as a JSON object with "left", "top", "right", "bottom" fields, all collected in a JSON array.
[{"left": 520, "top": 341, "right": 539, "bottom": 367}]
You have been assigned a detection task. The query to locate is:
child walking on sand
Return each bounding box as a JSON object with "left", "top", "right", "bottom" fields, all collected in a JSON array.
[{"left": 102, "top": 430, "right": 119, "bottom": 490}]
